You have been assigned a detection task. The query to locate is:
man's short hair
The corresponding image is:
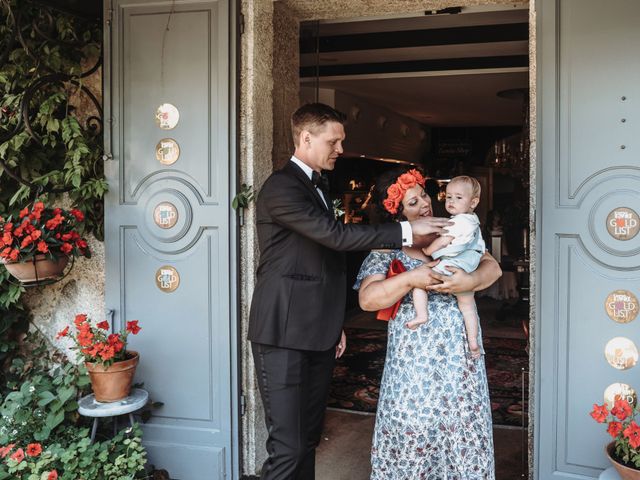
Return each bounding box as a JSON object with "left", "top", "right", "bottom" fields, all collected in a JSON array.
[
  {"left": 450, "top": 175, "right": 482, "bottom": 198},
  {"left": 291, "top": 103, "right": 346, "bottom": 146}
]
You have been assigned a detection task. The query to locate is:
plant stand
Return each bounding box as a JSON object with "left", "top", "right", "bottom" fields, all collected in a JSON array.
[
  {"left": 600, "top": 467, "right": 622, "bottom": 479},
  {"left": 78, "top": 388, "right": 148, "bottom": 443}
]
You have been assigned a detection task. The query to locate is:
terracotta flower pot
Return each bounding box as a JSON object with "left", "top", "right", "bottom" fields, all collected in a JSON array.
[
  {"left": 606, "top": 442, "right": 640, "bottom": 480},
  {"left": 1, "top": 255, "right": 68, "bottom": 283},
  {"left": 85, "top": 351, "right": 139, "bottom": 402}
]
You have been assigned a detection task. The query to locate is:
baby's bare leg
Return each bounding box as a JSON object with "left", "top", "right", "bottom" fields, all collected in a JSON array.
[
  {"left": 407, "top": 288, "right": 429, "bottom": 329},
  {"left": 457, "top": 293, "right": 481, "bottom": 358}
]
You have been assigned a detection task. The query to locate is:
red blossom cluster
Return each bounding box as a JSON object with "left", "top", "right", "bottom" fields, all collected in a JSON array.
[
  {"left": 0, "top": 202, "right": 90, "bottom": 263},
  {"left": 590, "top": 397, "right": 640, "bottom": 449},
  {"left": 0, "top": 442, "right": 57, "bottom": 477},
  {"left": 383, "top": 169, "right": 426, "bottom": 215},
  {"left": 57, "top": 314, "right": 141, "bottom": 367}
]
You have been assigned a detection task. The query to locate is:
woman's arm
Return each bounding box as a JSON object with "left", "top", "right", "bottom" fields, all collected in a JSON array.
[
  {"left": 425, "top": 251, "right": 502, "bottom": 295},
  {"left": 358, "top": 264, "right": 441, "bottom": 311}
]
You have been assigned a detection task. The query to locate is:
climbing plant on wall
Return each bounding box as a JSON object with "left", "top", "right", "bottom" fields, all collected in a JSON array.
[{"left": 0, "top": 0, "right": 105, "bottom": 362}]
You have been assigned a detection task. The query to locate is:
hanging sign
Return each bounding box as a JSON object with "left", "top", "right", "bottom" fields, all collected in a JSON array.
[
  {"left": 606, "top": 207, "right": 639, "bottom": 241},
  {"left": 156, "top": 265, "right": 180, "bottom": 292},
  {"left": 604, "top": 337, "right": 638, "bottom": 370},
  {"left": 605, "top": 290, "right": 638, "bottom": 323},
  {"left": 155, "top": 138, "right": 180, "bottom": 165},
  {"left": 155, "top": 103, "right": 180, "bottom": 130},
  {"left": 153, "top": 202, "right": 178, "bottom": 229},
  {"left": 604, "top": 383, "right": 637, "bottom": 409}
]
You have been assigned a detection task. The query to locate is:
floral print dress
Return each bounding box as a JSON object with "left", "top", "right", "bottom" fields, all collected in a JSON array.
[{"left": 354, "top": 250, "right": 495, "bottom": 480}]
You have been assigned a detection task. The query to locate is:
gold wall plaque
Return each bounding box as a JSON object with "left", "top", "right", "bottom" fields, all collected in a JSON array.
[
  {"left": 156, "top": 265, "right": 180, "bottom": 292},
  {"left": 155, "top": 103, "right": 180, "bottom": 130},
  {"left": 155, "top": 138, "right": 180, "bottom": 165},
  {"left": 604, "top": 383, "right": 637, "bottom": 409},
  {"left": 153, "top": 202, "right": 178, "bottom": 229},
  {"left": 607, "top": 207, "right": 639, "bottom": 241},
  {"left": 605, "top": 290, "right": 639, "bottom": 323},
  {"left": 604, "top": 337, "right": 638, "bottom": 370}
]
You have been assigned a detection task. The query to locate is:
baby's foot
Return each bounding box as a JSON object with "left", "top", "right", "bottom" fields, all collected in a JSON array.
[
  {"left": 468, "top": 338, "right": 482, "bottom": 358},
  {"left": 406, "top": 316, "right": 427, "bottom": 330}
]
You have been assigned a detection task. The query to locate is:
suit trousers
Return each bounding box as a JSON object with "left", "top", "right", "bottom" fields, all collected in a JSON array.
[{"left": 252, "top": 342, "right": 336, "bottom": 480}]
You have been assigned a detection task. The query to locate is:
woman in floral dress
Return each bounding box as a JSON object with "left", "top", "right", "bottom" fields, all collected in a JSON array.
[{"left": 355, "top": 168, "right": 501, "bottom": 479}]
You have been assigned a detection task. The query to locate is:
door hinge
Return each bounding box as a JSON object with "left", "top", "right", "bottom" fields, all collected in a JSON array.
[
  {"left": 240, "top": 393, "right": 246, "bottom": 416},
  {"left": 106, "top": 7, "right": 113, "bottom": 26},
  {"left": 238, "top": 13, "right": 245, "bottom": 35}
]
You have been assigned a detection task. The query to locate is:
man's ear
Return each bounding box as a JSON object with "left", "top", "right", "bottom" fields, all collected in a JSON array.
[{"left": 301, "top": 130, "right": 312, "bottom": 147}]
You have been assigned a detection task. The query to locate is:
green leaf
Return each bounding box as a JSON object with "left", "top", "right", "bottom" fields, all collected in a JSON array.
[
  {"left": 45, "top": 408, "right": 65, "bottom": 430},
  {"left": 37, "top": 390, "right": 56, "bottom": 407}
]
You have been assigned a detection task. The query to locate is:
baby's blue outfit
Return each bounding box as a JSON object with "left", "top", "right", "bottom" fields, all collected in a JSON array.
[{"left": 432, "top": 218, "right": 485, "bottom": 276}]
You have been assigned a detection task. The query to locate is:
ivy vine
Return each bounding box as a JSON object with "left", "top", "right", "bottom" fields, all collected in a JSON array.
[{"left": 0, "top": 1, "right": 105, "bottom": 365}]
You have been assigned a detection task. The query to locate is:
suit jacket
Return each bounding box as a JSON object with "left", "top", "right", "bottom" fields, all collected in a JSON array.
[{"left": 248, "top": 161, "right": 403, "bottom": 351}]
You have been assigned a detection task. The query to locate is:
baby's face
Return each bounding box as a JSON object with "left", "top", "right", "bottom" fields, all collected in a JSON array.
[{"left": 445, "top": 181, "right": 479, "bottom": 215}]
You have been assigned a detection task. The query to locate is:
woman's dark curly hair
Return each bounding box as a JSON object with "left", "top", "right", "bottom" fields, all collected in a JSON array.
[{"left": 372, "top": 166, "right": 427, "bottom": 222}]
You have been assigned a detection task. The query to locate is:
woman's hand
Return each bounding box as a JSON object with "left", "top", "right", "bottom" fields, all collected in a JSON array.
[
  {"left": 425, "top": 266, "right": 472, "bottom": 294},
  {"left": 425, "top": 252, "right": 502, "bottom": 294},
  {"left": 410, "top": 261, "right": 442, "bottom": 289}
]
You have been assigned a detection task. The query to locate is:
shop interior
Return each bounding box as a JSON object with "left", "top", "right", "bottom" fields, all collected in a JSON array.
[{"left": 299, "top": 5, "right": 531, "bottom": 479}]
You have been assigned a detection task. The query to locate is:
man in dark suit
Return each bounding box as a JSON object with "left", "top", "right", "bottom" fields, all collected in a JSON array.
[{"left": 248, "top": 103, "right": 492, "bottom": 479}]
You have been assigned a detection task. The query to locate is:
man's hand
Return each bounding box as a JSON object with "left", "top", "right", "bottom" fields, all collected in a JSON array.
[
  {"left": 336, "top": 330, "right": 347, "bottom": 359},
  {"left": 409, "top": 217, "right": 452, "bottom": 248}
]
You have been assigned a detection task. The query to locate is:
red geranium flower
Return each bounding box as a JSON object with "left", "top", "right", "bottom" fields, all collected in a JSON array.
[
  {"left": 37, "top": 240, "right": 49, "bottom": 253},
  {"left": 70, "top": 209, "right": 85, "bottom": 222},
  {"left": 0, "top": 444, "right": 14, "bottom": 458},
  {"left": 126, "top": 320, "right": 141, "bottom": 335},
  {"left": 97, "top": 320, "right": 110, "bottom": 330},
  {"left": 608, "top": 421, "right": 623, "bottom": 438},
  {"left": 624, "top": 421, "right": 640, "bottom": 449},
  {"left": 48, "top": 470, "right": 58, "bottom": 480},
  {"left": 56, "top": 326, "right": 70, "bottom": 339},
  {"left": 19, "top": 207, "right": 29, "bottom": 218},
  {"left": 10, "top": 448, "right": 24, "bottom": 463},
  {"left": 590, "top": 403, "right": 608, "bottom": 423},
  {"left": 26, "top": 443, "right": 42, "bottom": 457},
  {"left": 612, "top": 398, "right": 633, "bottom": 421},
  {"left": 60, "top": 242, "right": 73, "bottom": 254}
]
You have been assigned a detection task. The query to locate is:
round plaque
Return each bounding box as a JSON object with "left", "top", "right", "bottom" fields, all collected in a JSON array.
[
  {"left": 153, "top": 202, "right": 178, "bottom": 229},
  {"left": 155, "top": 265, "right": 180, "bottom": 293},
  {"left": 155, "top": 103, "right": 180, "bottom": 130},
  {"left": 606, "top": 207, "right": 639, "bottom": 241},
  {"left": 604, "top": 337, "right": 638, "bottom": 370},
  {"left": 604, "top": 383, "right": 637, "bottom": 409},
  {"left": 605, "top": 290, "right": 639, "bottom": 323},
  {"left": 155, "top": 138, "right": 180, "bottom": 165}
]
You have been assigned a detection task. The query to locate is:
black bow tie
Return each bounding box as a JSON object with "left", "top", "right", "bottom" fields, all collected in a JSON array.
[{"left": 311, "top": 171, "right": 330, "bottom": 193}]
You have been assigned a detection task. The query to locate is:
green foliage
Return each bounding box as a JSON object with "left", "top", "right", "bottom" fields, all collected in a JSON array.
[
  {"left": 0, "top": 0, "right": 105, "bottom": 367},
  {"left": 0, "top": 332, "right": 148, "bottom": 479},
  {"left": 231, "top": 183, "right": 257, "bottom": 210}
]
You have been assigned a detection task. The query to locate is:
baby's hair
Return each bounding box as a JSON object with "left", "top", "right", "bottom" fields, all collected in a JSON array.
[{"left": 449, "top": 175, "right": 481, "bottom": 199}]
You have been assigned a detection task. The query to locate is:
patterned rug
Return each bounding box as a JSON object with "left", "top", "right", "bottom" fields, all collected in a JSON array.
[{"left": 328, "top": 327, "right": 529, "bottom": 427}]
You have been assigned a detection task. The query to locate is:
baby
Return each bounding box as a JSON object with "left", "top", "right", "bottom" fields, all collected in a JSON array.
[{"left": 407, "top": 176, "right": 486, "bottom": 358}]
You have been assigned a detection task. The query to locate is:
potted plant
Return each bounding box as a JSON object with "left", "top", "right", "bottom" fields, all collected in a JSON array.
[
  {"left": 57, "top": 314, "right": 142, "bottom": 402},
  {"left": 590, "top": 397, "right": 640, "bottom": 479},
  {"left": 0, "top": 202, "right": 91, "bottom": 284}
]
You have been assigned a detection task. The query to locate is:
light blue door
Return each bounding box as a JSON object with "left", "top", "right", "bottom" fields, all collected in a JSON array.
[
  {"left": 536, "top": 0, "right": 640, "bottom": 477},
  {"left": 103, "top": 0, "right": 238, "bottom": 478}
]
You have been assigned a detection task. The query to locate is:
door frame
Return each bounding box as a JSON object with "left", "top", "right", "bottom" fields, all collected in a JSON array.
[{"left": 237, "top": 0, "right": 537, "bottom": 477}]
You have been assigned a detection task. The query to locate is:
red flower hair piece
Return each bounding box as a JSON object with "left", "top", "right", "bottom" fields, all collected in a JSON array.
[{"left": 383, "top": 169, "right": 426, "bottom": 215}]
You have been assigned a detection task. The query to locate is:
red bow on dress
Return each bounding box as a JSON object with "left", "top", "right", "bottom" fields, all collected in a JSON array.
[{"left": 376, "top": 259, "right": 407, "bottom": 321}]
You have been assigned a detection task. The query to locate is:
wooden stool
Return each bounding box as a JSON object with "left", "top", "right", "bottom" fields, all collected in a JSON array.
[{"left": 78, "top": 388, "right": 148, "bottom": 443}]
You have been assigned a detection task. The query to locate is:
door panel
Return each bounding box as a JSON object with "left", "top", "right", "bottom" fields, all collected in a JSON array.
[
  {"left": 104, "top": 1, "right": 234, "bottom": 478},
  {"left": 536, "top": 0, "right": 640, "bottom": 478}
]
